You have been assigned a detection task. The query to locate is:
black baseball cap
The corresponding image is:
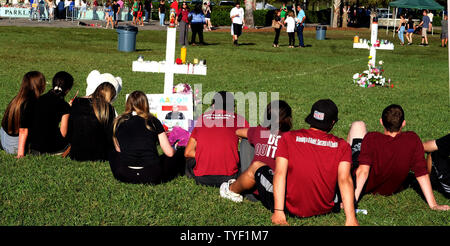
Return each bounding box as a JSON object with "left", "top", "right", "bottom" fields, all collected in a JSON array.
[{"left": 305, "top": 99, "right": 339, "bottom": 132}]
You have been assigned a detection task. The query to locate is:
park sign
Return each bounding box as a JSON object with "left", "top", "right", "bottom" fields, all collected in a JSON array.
[{"left": 0, "top": 7, "right": 30, "bottom": 18}]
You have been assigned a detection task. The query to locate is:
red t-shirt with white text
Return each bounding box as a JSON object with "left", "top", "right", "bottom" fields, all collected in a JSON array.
[
  {"left": 190, "top": 110, "right": 249, "bottom": 177},
  {"left": 358, "top": 131, "right": 428, "bottom": 195},
  {"left": 247, "top": 125, "right": 281, "bottom": 171},
  {"left": 276, "top": 128, "right": 352, "bottom": 218}
]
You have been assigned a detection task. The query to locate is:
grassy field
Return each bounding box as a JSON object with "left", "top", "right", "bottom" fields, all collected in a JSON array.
[{"left": 0, "top": 25, "right": 449, "bottom": 226}]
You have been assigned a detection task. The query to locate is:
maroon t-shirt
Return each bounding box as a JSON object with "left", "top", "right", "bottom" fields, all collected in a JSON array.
[
  {"left": 358, "top": 131, "right": 428, "bottom": 196},
  {"left": 276, "top": 128, "right": 352, "bottom": 218},
  {"left": 190, "top": 110, "right": 249, "bottom": 177},
  {"left": 247, "top": 125, "right": 281, "bottom": 171}
]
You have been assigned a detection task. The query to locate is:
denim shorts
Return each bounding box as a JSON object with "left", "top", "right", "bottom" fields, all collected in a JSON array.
[{"left": 0, "top": 127, "right": 19, "bottom": 154}]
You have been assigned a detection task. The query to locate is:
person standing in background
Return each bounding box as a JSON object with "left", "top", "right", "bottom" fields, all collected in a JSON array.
[
  {"left": 144, "top": 0, "right": 152, "bottom": 23},
  {"left": 441, "top": 13, "right": 448, "bottom": 47},
  {"left": 230, "top": 1, "right": 244, "bottom": 46},
  {"left": 159, "top": 0, "right": 166, "bottom": 26},
  {"left": 176, "top": 1, "right": 190, "bottom": 46},
  {"left": 295, "top": 4, "right": 306, "bottom": 48}
]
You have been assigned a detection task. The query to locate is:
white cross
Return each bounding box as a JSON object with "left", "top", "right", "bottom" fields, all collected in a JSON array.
[
  {"left": 353, "top": 20, "right": 394, "bottom": 65},
  {"left": 132, "top": 27, "right": 207, "bottom": 94}
]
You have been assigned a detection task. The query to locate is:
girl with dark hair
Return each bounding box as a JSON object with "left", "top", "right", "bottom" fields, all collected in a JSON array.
[
  {"left": 67, "top": 82, "right": 117, "bottom": 161},
  {"left": 272, "top": 9, "right": 282, "bottom": 47},
  {"left": 188, "top": 3, "right": 206, "bottom": 45},
  {"left": 219, "top": 100, "right": 293, "bottom": 203},
  {"left": 109, "top": 91, "right": 185, "bottom": 184},
  {"left": 28, "top": 71, "right": 73, "bottom": 155},
  {"left": 0, "top": 71, "right": 46, "bottom": 158}
]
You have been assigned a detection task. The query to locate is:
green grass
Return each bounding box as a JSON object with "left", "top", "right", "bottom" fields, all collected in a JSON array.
[{"left": 0, "top": 26, "right": 449, "bottom": 226}]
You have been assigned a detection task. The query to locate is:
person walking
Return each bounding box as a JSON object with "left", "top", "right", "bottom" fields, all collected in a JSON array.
[
  {"left": 230, "top": 1, "right": 244, "bottom": 46},
  {"left": 396, "top": 14, "right": 406, "bottom": 46}
]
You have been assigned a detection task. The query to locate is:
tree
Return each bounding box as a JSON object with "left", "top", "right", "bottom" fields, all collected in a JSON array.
[
  {"left": 245, "top": 0, "right": 256, "bottom": 28},
  {"left": 332, "top": 0, "right": 342, "bottom": 28}
]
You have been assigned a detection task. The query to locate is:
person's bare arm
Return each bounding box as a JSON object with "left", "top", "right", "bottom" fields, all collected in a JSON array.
[
  {"left": 416, "top": 174, "right": 450, "bottom": 211},
  {"left": 354, "top": 164, "right": 370, "bottom": 201},
  {"left": 158, "top": 132, "right": 175, "bottom": 157},
  {"left": 60, "top": 114, "right": 70, "bottom": 138},
  {"left": 338, "top": 161, "right": 359, "bottom": 226},
  {"left": 423, "top": 140, "right": 438, "bottom": 153},
  {"left": 271, "top": 156, "right": 289, "bottom": 225},
  {"left": 235, "top": 128, "right": 249, "bottom": 138},
  {"left": 184, "top": 137, "right": 197, "bottom": 158},
  {"left": 17, "top": 128, "right": 29, "bottom": 158}
]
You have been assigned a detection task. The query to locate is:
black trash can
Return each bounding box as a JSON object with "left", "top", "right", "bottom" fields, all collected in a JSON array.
[
  {"left": 117, "top": 25, "right": 139, "bottom": 52},
  {"left": 316, "top": 25, "right": 327, "bottom": 40}
]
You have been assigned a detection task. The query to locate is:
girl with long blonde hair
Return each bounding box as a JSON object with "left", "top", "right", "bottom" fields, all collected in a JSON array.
[
  {"left": 67, "top": 82, "right": 117, "bottom": 161},
  {"left": 109, "top": 91, "right": 185, "bottom": 184}
]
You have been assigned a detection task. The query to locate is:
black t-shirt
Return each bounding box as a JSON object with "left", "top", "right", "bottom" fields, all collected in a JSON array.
[
  {"left": 436, "top": 134, "right": 450, "bottom": 157},
  {"left": 67, "top": 97, "right": 115, "bottom": 161},
  {"left": 144, "top": 0, "right": 151, "bottom": 11},
  {"left": 115, "top": 115, "right": 165, "bottom": 166},
  {"left": 29, "top": 92, "right": 70, "bottom": 153},
  {"left": 1, "top": 97, "right": 36, "bottom": 137},
  {"left": 159, "top": 3, "right": 165, "bottom": 13},
  {"left": 112, "top": 3, "right": 120, "bottom": 13}
]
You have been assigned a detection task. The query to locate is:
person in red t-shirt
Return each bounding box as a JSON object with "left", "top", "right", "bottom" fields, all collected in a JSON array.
[
  {"left": 272, "top": 99, "right": 358, "bottom": 226},
  {"left": 184, "top": 91, "right": 249, "bottom": 187},
  {"left": 170, "top": 0, "right": 179, "bottom": 13},
  {"left": 354, "top": 104, "right": 449, "bottom": 211},
  {"left": 219, "top": 100, "right": 292, "bottom": 203}
]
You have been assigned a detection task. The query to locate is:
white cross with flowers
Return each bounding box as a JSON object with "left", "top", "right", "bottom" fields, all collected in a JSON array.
[
  {"left": 353, "top": 19, "right": 394, "bottom": 66},
  {"left": 132, "top": 27, "right": 207, "bottom": 94},
  {"left": 130, "top": 27, "right": 207, "bottom": 131}
]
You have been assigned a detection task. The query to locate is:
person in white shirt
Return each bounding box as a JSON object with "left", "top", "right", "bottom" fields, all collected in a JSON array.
[
  {"left": 284, "top": 11, "right": 295, "bottom": 48},
  {"left": 230, "top": 2, "right": 245, "bottom": 46}
]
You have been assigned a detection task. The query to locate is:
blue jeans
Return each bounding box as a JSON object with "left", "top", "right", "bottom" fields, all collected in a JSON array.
[
  {"left": 159, "top": 13, "right": 165, "bottom": 26},
  {"left": 297, "top": 24, "right": 304, "bottom": 47},
  {"left": 398, "top": 26, "right": 405, "bottom": 44},
  {"left": 0, "top": 127, "right": 18, "bottom": 154}
]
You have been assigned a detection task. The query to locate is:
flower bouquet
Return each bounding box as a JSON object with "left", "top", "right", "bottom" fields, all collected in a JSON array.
[{"left": 353, "top": 58, "right": 393, "bottom": 88}]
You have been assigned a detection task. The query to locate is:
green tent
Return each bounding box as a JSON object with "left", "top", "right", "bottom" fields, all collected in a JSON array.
[{"left": 389, "top": 0, "right": 444, "bottom": 10}]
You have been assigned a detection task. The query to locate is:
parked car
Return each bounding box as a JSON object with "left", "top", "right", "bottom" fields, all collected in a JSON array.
[
  {"left": 219, "top": 1, "right": 235, "bottom": 6},
  {"left": 376, "top": 8, "right": 392, "bottom": 18}
]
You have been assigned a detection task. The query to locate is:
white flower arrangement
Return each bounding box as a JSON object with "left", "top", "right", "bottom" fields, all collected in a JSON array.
[{"left": 353, "top": 58, "right": 393, "bottom": 88}]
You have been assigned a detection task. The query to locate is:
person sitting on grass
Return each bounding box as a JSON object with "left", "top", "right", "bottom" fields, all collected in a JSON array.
[
  {"left": 109, "top": 91, "right": 185, "bottom": 184},
  {"left": 353, "top": 104, "right": 450, "bottom": 211},
  {"left": 184, "top": 91, "right": 249, "bottom": 187},
  {"left": 66, "top": 70, "right": 122, "bottom": 162},
  {"left": 219, "top": 100, "right": 292, "bottom": 203},
  {"left": 423, "top": 134, "right": 450, "bottom": 199},
  {"left": 0, "top": 71, "right": 46, "bottom": 158},
  {"left": 28, "top": 71, "right": 73, "bottom": 155},
  {"left": 229, "top": 99, "right": 358, "bottom": 225}
]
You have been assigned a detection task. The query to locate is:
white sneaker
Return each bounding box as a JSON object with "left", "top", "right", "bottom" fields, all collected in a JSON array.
[{"left": 220, "top": 179, "right": 243, "bottom": 203}]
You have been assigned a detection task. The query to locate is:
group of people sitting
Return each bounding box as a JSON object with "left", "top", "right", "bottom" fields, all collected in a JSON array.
[{"left": 1, "top": 71, "right": 449, "bottom": 226}]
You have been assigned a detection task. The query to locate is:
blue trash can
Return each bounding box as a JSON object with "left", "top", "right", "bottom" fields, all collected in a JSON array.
[
  {"left": 316, "top": 25, "right": 327, "bottom": 40},
  {"left": 117, "top": 25, "right": 139, "bottom": 52}
]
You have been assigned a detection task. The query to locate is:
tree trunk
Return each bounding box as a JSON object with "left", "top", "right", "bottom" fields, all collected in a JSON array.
[
  {"left": 332, "top": 0, "right": 342, "bottom": 28},
  {"left": 245, "top": 0, "right": 255, "bottom": 28}
]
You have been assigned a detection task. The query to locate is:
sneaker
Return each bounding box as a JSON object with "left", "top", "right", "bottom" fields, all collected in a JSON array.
[{"left": 220, "top": 179, "right": 243, "bottom": 203}]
